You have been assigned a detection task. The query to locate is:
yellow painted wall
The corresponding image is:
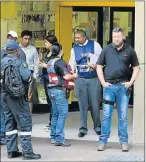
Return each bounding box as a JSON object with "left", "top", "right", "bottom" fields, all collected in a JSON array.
[
  {"left": 1, "top": 2, "right": 18, "bottom": 47},
  {"left": 1, "top": 2, "right": 17, "bottom": 19},
  {"left": 59, "top": 7, "right": 72, "bottom": 63}
]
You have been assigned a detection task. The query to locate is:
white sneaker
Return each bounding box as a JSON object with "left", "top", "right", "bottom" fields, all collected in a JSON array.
[
  {"left": 51, "top": 139, "right": 56, "bottom": 144},
  {"left": 97, "top": 143, "right": 106, "bottom": 151},
  {"left": 121, "top": 143, "right": 129, "bottom": 152},
  {"left": 44, "top": 125, "right": 51, "bottom": 132}
]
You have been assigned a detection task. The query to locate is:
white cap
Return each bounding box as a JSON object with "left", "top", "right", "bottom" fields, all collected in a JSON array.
[{"left": 7, "top": 31, "right": 18, "bottom": 38}]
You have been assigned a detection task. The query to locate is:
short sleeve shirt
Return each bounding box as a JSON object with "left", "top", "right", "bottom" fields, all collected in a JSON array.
[
  {"left": 54, "top": 59, "right": 69, "bottom": 77},
  {"left": 96, "top": 43, "right": 139, "bottom": 80}
]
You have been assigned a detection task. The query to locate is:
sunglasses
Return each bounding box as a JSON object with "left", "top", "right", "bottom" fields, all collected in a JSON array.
[{"left": 112, "top": 28, "right": 123, "bottom": 32}]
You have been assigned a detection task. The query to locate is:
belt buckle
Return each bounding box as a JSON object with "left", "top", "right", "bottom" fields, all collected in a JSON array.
[{"left": 116, "top": 79, "right": 120, "bottom": 83}]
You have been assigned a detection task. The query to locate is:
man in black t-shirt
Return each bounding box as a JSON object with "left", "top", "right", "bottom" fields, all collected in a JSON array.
[
  {"left": 96, "top": 28, "right": 140, "bottom": 152},
  {"left": 39, "top": 43, "right": 78, "bottom": 147}
]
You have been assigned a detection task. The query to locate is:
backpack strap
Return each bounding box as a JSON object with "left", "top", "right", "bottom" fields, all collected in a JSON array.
[{"left": 48, "top": 57, "right": 61, "bottom": 67}]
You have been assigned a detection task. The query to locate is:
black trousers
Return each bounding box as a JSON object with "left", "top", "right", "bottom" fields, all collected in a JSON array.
[{"left": 43, "top": 79, "right": 52, "bottom": 125}]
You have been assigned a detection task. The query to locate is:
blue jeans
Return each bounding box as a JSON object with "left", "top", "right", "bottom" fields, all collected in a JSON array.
[
  {"left": 48, "top": 88, "right": 68, "bottom": 143},
  {"left": 99, "top": 83, "right": 130, "bottom": 144},
  {"left": 0, "top": 94, "right": 6, "bottom": 143}
]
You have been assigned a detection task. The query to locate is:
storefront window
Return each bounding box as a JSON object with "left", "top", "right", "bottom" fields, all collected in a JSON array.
[
  {"left": 72, "top": 11, "right": 98, "bottom": 44},
  {"left": 103, "top": 7, "right": 110, "bottom": 47},
  {"left": 17, "top": 1, "right": 56, "bottom": 104},
  {"left": 113, "top": 12, "right": 133, "bottom": 45}
]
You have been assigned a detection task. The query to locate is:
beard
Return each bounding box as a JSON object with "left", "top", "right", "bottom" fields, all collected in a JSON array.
[{"left": 114, "top": 41, "right": 124, "bottom": 48}]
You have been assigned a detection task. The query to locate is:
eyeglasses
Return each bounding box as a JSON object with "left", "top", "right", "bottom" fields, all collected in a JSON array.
[{"left": 112, "top": 28, "right": 123, "bottom": 32}]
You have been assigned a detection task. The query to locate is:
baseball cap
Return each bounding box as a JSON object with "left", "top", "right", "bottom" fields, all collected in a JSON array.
[
  {"left": 6, "top": 40, "right": 19, "bottom": 50},
  {"left": 7, "top": 31, "right": 18, "bottom": 38}
]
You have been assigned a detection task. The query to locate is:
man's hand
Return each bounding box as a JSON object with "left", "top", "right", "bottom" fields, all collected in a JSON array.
[
  {"left": 39, "top": 62, "right": 48, "bottom": 68},
  {"left": 73, "top": 73, "right": 78, "bottom": 79},
  {"left": 102, "top": 82, "right": 112, "bottom": 88},
  {"left": 122, "top": 82, "right": 132, "bottom": 88},
  {"left": 89, "top": 64, "right": 97, "bottom": 70}
]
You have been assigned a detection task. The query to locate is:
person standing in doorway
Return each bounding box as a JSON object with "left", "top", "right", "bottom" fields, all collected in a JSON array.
[
  {"left": 69, "top": 29, "right": 102, "bottom": 137},
  {"left": 20, "top": 30, "right": 39, "bottom": 113},
  {"left": 96, "top": 28, "right": 140, "bottom": 152}
]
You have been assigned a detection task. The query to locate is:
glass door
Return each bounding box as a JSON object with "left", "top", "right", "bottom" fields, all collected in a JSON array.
[
  {"left": 110, "top": 7, "right": 135, "bottom": 48},
  {"left": 110, "top": 7, "right": 135, "bottom": 106},
  {"left": 72, "top": 7, "right": 103, "bottom": 47}
]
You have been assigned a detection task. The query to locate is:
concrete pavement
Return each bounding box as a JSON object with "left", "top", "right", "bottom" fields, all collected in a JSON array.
[
  {"left": 1, "top": 138, "right": 144, "bottom": 161},
  {"left": 1, "top": 110, "right": 144, "bottom": 161}
]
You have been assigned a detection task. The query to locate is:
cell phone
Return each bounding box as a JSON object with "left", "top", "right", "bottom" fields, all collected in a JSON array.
[{"left": 126, "top": 88, "right": 132, "bottom": 96}]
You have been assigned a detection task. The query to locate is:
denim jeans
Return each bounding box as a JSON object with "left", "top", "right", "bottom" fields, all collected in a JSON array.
[
  {"left": 99, "top": 83, "right": 130, "bottom": 144},
  {"left": 48, "top": 88, "right": 68, "bottom": 143},
  {"left": 0, "top": 94, "right": 6, "bottom": 143}
]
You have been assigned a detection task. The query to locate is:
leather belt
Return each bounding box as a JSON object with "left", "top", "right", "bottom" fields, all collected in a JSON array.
[
  {"left": 48, "top": 86, "right": 64, "bottom": 89},
  {"left": 106, "top": 78, "right": 128, "bottom": 84}
]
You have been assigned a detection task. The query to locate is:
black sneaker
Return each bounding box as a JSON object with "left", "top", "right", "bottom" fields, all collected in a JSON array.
[
  {"left": 54, "top": 141, "right": 71, "bottom": 147},
  {"left": 95, "top": 131, "right": 101, "bottom": 135},
  {"left": 23, "top": 152, "right": 41, "bottom": 160},
  {"left": 78, "top": 127, "right": 87, "bottom": 137},
  {"left": 8, "top": 151, "right": 22, "bottom": 159},
  {"left": 78, "top": 132, "right": 86, "bottom": 137}
]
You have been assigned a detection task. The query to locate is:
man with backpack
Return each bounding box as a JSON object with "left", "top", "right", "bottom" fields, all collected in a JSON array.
[
  {"left": 1, "top": 31, "right": 26, "bottom": 145},
  {"left": 1, "top": 40, "right": 41, "bottom": 160}
]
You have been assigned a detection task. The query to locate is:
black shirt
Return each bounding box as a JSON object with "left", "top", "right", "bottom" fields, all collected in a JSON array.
[
  {"left": 54, "top": 58, "right": 69, "bottom": 77},
  {"left": 97, "top": 43, "right": 139, "bottom": 80}
]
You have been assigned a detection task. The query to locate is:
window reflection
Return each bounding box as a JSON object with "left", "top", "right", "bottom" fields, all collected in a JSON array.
[{"left": 72, "top": 12, "right": 98, "bottom": 44}]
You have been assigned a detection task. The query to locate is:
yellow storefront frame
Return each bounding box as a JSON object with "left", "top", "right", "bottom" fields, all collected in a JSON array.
[
  {"left": 55, "top": 1, "right": 135, "bottom": 61},
  {"left": 59, "top": 1, "right": 135, "bottom": 7}
]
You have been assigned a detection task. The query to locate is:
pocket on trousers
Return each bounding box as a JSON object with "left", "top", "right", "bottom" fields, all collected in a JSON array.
[{"left": 18, "top": 113, "right": 32, "bottom": 130}]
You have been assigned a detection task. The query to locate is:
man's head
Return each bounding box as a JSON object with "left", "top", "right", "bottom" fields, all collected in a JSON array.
[
  {"left": 7, "top": 31, "right": 18, "bottom": 41},
  {"left": 6, "top": 40, "right": 19, "bottom": 57},
  {"left": 74, "top": 29, "right": 86, "bottom": 45},
  {"left": 21, "top": 30, "right": 32, "bottom": 47},
  {"left": 112, "top": 28, "right": 125, "bottom": 48}
]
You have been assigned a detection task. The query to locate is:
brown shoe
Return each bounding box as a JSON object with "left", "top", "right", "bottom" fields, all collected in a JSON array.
[
  {"left": 121, "top": 143, "right": 129, "bottom": 152},
  {"left": 97, "top": 143, "right": 106, "bottom": 151}
]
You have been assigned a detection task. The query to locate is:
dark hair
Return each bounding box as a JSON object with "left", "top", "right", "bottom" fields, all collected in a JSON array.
[
  {"left": 45, "top": 35, "right": 58, "bottom": 45},
  {"left": 21, "top": 30, "right": 32, "bottom": 38},
  {"left": 75, "top": 29, "right": 86, "bottom": 37},
  {"left": 51, "top": 42, "right": 61, "bottom": 56},
  {"left": 7, "top": 34, "right": 12, "bottom": 39}
]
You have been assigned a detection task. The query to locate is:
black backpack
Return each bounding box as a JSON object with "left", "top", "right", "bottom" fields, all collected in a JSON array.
[{"left": 3, "top": 60, "right": 25, "bottom": 98}]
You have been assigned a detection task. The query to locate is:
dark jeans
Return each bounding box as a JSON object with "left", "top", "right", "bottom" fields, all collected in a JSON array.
[{"left": 43, "top": 79, "right": 52, "bottom": 126}]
